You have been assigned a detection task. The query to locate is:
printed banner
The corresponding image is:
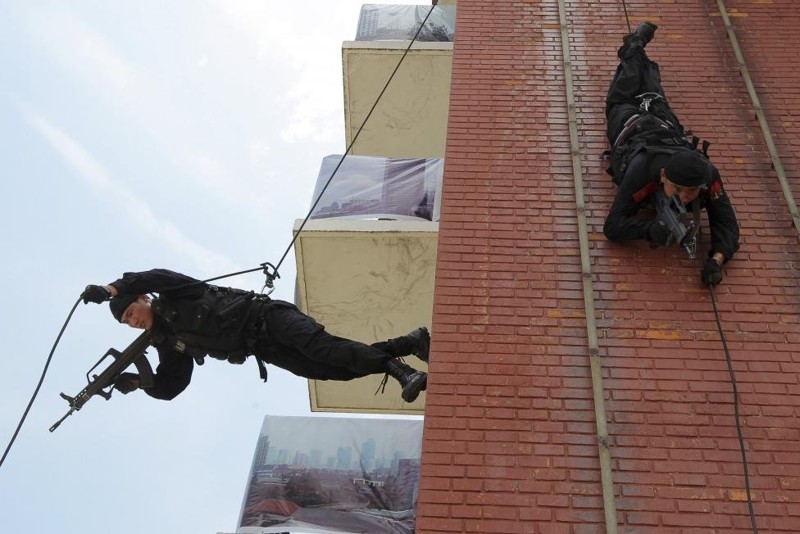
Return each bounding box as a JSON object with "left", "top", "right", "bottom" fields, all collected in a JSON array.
[
  {"left": 309, "top": 155, "right": 443, "bottom": 222},
  {"left": 237, "top": 416, "right": 423, "bottom": 534},
  {"left": 355, "top": 4, "right": 456, "bottom": 42}
]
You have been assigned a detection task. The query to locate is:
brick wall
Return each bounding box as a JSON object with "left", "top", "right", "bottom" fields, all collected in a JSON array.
[{"left": 417, "top": 0, "right": 800, "bottom": 532}]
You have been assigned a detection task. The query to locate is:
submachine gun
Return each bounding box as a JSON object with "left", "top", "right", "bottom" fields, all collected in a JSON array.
[
  {"left": 653, "top": 188, "right": 698, "bottom": 261},
  {"left": 49, "top": 332, "right": 155, "bottom": 432}
]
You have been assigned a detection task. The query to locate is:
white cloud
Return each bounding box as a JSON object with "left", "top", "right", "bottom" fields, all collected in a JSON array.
[
  {"left": 24, "top": 107, "right": 237, "bottom": 275},
  {"left": 207, "top": 0, "right": 354, "bottom": 146},
  {"left": 24, "top": 110, "right": 114, "bottom": 190},
  {"left": 21, "top": 5, "right": 274, "bottom": 215}
]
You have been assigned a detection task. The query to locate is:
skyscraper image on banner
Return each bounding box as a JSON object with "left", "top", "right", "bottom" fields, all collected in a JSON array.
[
  {"left": 237, "top": 416, "right": 423, "bottom": 534},
  {"left": 309, "top": 155, "right": 443, "bottom": 222}
]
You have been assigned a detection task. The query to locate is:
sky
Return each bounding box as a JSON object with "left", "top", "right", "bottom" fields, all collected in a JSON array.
[{"left": 0, "top": 1, "right": 421, "bottom": 533}]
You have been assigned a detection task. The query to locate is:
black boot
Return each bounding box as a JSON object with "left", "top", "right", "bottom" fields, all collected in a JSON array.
[
  {"left": 617, "top": 22, "right": 658, "bottom": 59},
  {"left": 634, "top": 21, "right": 658, "bottom": 46},
  {"left": 386, "top": 360, "right": 427, "bottom": 403},
  {"left": 405, "top": 327, "right": 430, "bottom": 362}
]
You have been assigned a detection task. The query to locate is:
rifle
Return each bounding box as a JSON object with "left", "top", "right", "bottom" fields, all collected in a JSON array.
[
  {"left": 653, "top": 188, "right": 697, "bottom": 260},
  {"left": 49, "top": 331, "right": 155, "bottom": 432}
]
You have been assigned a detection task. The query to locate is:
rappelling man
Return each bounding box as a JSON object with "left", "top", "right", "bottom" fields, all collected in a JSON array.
[
  {"left": 603, "top": 22, "right": 740, "bottom": 286},
  {"left": 81, "top": 268, "right": 430, "bottom": 403}
]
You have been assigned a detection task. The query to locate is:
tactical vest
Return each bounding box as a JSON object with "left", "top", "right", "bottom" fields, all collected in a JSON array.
[{"left": 150, "top": 286, "right": 264, "bottom": 363}]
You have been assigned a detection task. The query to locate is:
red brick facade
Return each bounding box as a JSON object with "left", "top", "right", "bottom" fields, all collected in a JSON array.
[{"left": 418, "top": 0, "right": 800, "bottom": 532}]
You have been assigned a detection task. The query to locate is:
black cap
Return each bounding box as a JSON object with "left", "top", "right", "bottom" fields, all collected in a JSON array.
[
  {"left": 664, "top": 150, "right": 710, "bottom": 188},
  {"left": 109, "top": 295, "right": 139, "bottom": 323}
]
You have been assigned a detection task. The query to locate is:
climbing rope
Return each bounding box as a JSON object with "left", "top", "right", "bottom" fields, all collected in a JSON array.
[
  {"left": 612, "top": 2, "right": 757, "bottom": 531},
  {"left": 0, "top": 297, "right": 81, "bottom": 469},
  {"left": 0, "top": 2, "right": 440, "bottom": 470},
  {"left": 709, "top": 285, "right": 759, "bottom": 533},
  {"left": 272, "top": 1, "right": 440, "bottom": 277},
  {"left": 620, "top": 0, "right": 632, "bottom": 33}
]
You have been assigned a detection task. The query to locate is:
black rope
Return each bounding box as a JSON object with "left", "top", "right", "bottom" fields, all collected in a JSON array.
[
  {"left": 86, "top": 4, "right": 442, "bottom": 298},
  {"left": 0, "top": 3, "right": 443, "bottom": 469},
  {"left": 197, "top": 265, "right": 264, "bottom": 285},
  {"left": 709, "top": 285, "right": 758, "bottom": 533},
  {"left": 620, "top": 0, "right": 632, "bottom": 34},
  {"left": 271, "top": 2, "right": 440, "bottom": 277},
  {"left": 153, "top": 2, "right": 441, "bottom": 294},
  {"left": 122, "top": 4, "right": 442, "bottom": 296},
  {"left": 614, "top": 4, "right": 754, "bottom": 530},
  {"left": 0, "top": 297, "right": 82, "bottom": 469}
]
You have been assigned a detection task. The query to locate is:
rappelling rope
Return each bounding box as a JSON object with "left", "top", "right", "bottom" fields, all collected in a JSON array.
[
  {"left": 0, "top": 298, "right": 81, "bottom": 469},
  {"left": 0, "top": 2, "right": 441, "bottom": 471},
  {"left": 620, "top": 0, "right": 632, "bottom": 33},
  {"left": 272, "top": 1, "right": 440, "bottom": 278},
  {"left": 613, "top": 2, "right": 757, "bottom": 532},
  {"left": 205, "top": 0, "right": 441, "bottom": 290},
  {"left": 709, "top": 285, "right": 758, "bottom": 533}
]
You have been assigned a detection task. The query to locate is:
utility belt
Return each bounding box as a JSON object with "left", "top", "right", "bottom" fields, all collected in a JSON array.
[{"left": 613, "top": 113, "right": 674, "bottom": 153}]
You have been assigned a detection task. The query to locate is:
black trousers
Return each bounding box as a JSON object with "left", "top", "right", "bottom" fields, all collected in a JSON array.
[
  {"left": 605, "top": 44, "right": 683, "bottom": 145},
  {"left": 254, "top": 300, "right": 415, "bottom": 381}
]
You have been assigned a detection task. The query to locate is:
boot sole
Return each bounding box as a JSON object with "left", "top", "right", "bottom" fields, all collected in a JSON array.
[{"left": 402, "top": 372, "right": 428, "bottom": 403}]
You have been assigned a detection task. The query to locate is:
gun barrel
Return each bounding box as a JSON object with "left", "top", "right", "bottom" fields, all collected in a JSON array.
[
  {"left": 49, "top": 409, "right": 74, "bottom": 432},
  {"left": 50, "top": 331, "right": 153, "bottom": 431}
]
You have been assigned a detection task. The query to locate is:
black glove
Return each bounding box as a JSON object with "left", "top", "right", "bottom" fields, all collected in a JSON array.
[
  {"left": 701, "top": 258, "right": 723, "bottom": 286},
  {"left": 647, "top": 219, "right": 672, "bottom": 247},
  {"left": 81, "top": 284, "right": 112, "bottom": 304},
  {"left": 114, "top": 372, "right": 140, "bottom": 394}
]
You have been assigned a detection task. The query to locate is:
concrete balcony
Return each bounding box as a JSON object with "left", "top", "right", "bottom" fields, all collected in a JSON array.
[
  {"left": 343, "top": 40, "right": 452, "bottom": 159},
  {"left": 293, "top": 219, "right": 437, "bottom": 414}
]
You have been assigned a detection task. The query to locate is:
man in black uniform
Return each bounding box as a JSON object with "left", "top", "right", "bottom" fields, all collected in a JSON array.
[
  {"left": 603, "top": 22, "right": 740, "bottom": 286},
  {"left": 81, "top": 269, "right": 430, "bottom": 403}
]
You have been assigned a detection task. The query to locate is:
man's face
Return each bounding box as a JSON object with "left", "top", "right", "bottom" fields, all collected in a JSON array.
[
  {"left": 660, "top": 169, "right": 702, "bottom": 205},
  {"left": 120, "top": 297, "right": 154, "bottom": 330}
]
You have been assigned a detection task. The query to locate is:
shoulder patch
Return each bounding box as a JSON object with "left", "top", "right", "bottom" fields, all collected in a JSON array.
[{"left": 710, "top": 179, "right": 725, "bottom": 200}]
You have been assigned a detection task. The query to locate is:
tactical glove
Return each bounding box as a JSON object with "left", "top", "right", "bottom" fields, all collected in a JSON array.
[
  {"left": 81, "top": 284, "right": 112, "bottom": 304},
  {"left": 114, "top": 372, "right": 140, "bottom": 394},
  {"left": 647, "top": 219, "right": 672, "bottom": 247},
  {"left": 701, "top": 258, "right": 723, "bottom": 287}
]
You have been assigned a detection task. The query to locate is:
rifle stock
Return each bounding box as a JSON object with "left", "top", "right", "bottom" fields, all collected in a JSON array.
[{"left": 49, "top": 331, "right": 155, "bottom": 432}]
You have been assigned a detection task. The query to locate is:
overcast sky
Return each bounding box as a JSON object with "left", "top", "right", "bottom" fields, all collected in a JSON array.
[{"left": 0, "top": 2, "right": 422, "bottom": 533}]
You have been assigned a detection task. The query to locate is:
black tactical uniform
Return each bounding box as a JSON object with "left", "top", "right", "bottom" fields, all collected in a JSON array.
[
  {"left": 603, "top": 24, "right": 740, "bottom": 266},
  {"left": 104, "top": 269, "right": 428, "bottom": 402}
]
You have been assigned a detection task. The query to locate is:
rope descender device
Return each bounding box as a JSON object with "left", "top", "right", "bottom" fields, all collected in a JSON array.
[
  {"left": 260, "top": 262, "right": 280, "bottom": 295},
  {"left": 635, "top": 91, "right": 663, "bottom": 112}
]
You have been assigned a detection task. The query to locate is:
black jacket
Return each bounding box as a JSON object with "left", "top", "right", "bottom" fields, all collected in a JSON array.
[
  {"left": 110, "top": 269, "right": 261, "bottom": 400},
  {"left": 603, "top": 148, "right": 740, "bottom": 261}
]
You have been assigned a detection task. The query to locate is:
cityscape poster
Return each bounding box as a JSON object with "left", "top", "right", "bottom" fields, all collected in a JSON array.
[
  {"left": 309, "top": 155, "right": 443, "bottom": 222},
  {"left": 237, "top": 416, "right": 423, "bottom": 534}
]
